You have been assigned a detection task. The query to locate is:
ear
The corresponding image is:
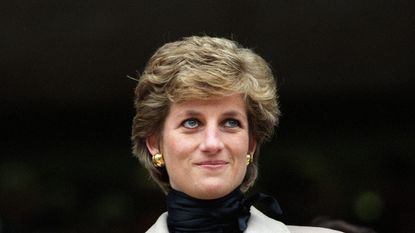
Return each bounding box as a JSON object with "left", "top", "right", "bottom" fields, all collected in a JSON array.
[
  {"left": 249, "top": 137, "right": 257, "bottom": 155},
  {"left": 145, "top": 134, "right": 159, "bottom": 156}
]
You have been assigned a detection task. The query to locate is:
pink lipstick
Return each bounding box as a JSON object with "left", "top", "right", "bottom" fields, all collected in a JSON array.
[{"left": 195, "top": 160, "right": 228, "bottom": 169}]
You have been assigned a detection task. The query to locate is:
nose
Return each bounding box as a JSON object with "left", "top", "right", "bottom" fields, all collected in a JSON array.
[{"left": 199, "top": 124, "right": 224, "bottom": 154}]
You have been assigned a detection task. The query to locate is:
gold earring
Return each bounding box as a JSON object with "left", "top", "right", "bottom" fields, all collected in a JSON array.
[
  {"left": 247, "top": 153, "right": 253, "bottom": 165},
  {"left": 152, "top": 153, "right": 165, "bottom": 167}
]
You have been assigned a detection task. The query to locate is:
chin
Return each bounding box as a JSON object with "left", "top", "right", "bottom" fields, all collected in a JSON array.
[{"left": 193, "top": 180, "right": 238, "bottom": 200}]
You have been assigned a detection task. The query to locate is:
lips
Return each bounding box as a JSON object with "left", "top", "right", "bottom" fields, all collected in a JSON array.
[{"left": 195, "top": 160, "right": 228, "bottom": 167}]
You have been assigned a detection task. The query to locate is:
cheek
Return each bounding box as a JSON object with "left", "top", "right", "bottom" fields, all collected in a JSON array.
[
  {"left": 225, "top": 135, "right": 250, "bottom": 170},
  {"left": 162, "top": 133, "right": 193, "bottom": 164},
  {"left": 229, "top": 134, "right": 250, "bottom": 154},
  {"left": 236, "top": 153, "right": 248, "bottom": 172}
]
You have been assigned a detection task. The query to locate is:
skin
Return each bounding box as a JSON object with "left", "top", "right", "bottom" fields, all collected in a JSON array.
[{"left": 146, "top": 94, "right": 256, "bottom": 200}]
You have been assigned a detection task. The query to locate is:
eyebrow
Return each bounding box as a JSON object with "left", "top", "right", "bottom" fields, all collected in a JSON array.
[
  {"left": 176, "top": 110, "right": 247, "bottom": 119},
  {"left": 222, "top": 110, "right": 246, "bottom": 119},
  {"left": 176, "top": 110, "right": 202, "bottom": 118}
]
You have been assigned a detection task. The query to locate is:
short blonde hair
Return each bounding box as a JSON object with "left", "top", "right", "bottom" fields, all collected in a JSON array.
[{"left": 132, "top": 36, "right": 280, "bottom": 194}]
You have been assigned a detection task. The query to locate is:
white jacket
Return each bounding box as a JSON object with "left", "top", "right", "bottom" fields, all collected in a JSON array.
[{"left": 146, "top": 207, "right": 342, "bottom": 233}]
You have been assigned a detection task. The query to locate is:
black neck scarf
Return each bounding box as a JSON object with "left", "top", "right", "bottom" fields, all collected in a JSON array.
[{"left": 166, "top": 188, "right": 282, "bottom": 233}]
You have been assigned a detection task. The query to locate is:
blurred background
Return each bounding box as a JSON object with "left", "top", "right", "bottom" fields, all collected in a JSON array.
[{"left": 1, "top": 0, "right": 414, "bottom": 232}]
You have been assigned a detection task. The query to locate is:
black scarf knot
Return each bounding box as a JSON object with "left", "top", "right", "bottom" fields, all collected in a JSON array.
[{"left": 166, "top": 188, "right": 282, "bottom": 233}]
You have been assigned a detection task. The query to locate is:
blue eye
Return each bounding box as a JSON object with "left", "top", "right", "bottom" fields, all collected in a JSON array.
[
  {"left": 224, "top": 119, "right": 240, "bottom": 128},
  {"left": 183, "top": 119, "right": 199, "bottom": 129}
]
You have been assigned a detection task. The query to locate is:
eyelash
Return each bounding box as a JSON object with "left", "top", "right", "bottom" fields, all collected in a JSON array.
[
  {"left": 223, "top": 119, "right": 241, "bottom": 128},
  {"left": 181, "top": 118, "right": 241, "bottom": 129},
  {"left": 182, "top": 118, "right": 200, "bottom": 129}
]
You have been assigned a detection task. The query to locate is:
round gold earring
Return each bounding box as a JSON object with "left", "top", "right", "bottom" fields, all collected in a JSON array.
[
  {"left": 152, "top": 153, "right": 165, "bottom": 167},
  {"left": 247, "top": 153, "right": 253, "bottom": 165}
]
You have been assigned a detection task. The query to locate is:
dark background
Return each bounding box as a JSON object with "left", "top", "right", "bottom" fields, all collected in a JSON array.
[{"left": 1, "top": 0, "right": 414, "bottom": 232}]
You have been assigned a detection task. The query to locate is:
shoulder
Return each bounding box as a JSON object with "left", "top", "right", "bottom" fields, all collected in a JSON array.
[
  {"left": 287, "top": 225, "right": 342, "bottom": 233},
  {"left": 145, "top": 208, "right": 343, "bottom": 233},
  {"left": 245, "top": 207, "right": 291, "bottom": 233},
  {"left": 247, "top": 207, "right": 342, "bottom": 233},
  {"left": 145, "top": 212, "right": 168, "bottom": 233}
]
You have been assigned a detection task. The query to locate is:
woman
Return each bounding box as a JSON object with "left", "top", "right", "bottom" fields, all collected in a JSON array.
[{"left": 132, "top": 36, "right": 340, "bottom": 233}]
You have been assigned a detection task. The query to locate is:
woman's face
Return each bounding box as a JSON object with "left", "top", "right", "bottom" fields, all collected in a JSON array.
[{"left": 147, "top": 94, "right": 255, "bottom": 199}]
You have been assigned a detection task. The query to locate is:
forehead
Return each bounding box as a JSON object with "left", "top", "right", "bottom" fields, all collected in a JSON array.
[
  {"left": 167, "top": 71, "right": 248, "bottom": 103},
  {"left": 168, "top": 94, "right": 247, "bottom": 117}
]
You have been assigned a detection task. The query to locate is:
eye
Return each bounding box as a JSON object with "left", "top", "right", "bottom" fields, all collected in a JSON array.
[
  {"left": 182, "top": 118, "right": 200, "bottom": 129},
  {"left": 223, "top": 119, "right": 241, "bottom": 128}
]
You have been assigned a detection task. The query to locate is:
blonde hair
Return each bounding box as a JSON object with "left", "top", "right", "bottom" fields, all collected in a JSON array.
[{"left": 132, "top": 36, "right": 280, "bottom": 194}]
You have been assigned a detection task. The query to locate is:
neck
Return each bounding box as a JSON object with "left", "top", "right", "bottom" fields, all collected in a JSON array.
[
  {"left": 166, "top": 187, "right": 249, "bottom": 233},
  {"left": 167, "top": 187, "right": 243, "bottom": 206}
]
